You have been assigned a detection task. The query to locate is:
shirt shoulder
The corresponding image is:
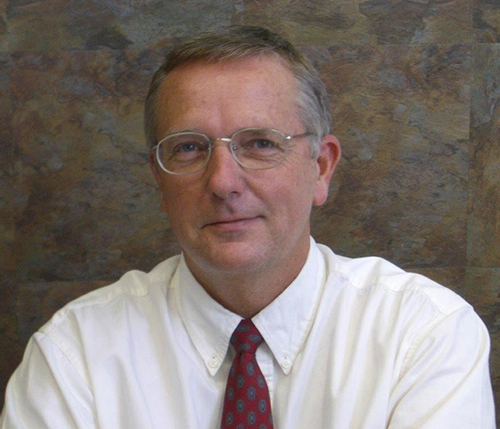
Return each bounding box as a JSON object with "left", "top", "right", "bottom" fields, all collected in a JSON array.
[
  {"left": 39, "top": 255, "right": 182, "bottom": 336},
  {"left": 316, "top": 243, "right": 470, "bottom": 317},
  {"left": 29, "top": 255, "right": 182, "bottom": 385}
]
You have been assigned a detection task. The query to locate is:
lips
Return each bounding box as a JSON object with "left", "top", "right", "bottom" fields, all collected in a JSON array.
[
  {"left": 203, "top": 216, "right": 260, "bottom": 232},
  {"left": 207, "top": 217, "right": 254, "bottom": 225}
]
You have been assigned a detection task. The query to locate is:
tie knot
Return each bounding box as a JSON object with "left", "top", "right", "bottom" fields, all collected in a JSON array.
[{"left": 230, "top": 319, "right": 263, "bottom": 355}]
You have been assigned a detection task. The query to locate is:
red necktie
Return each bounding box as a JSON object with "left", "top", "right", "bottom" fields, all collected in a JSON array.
[{"left": 221, "top": 319, "right": 274, "bottom": 428}]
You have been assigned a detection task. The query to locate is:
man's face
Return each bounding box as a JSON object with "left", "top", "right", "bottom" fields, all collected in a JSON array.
[{"left": 151, "top": 55, "right": 339, "bottom": 284}]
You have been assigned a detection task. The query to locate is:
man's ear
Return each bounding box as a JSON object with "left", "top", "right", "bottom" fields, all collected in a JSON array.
[
  {"left": 313, "top": 135, "right": 341, "bottom": 206},
  {"left": 149, "top": 151, "right": 161, "bottom": 184},
  {"left": 149, "top": 151, "right": 169, "bottom": 214}
]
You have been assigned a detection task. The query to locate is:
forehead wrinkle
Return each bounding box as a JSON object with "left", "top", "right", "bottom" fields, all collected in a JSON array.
[{"left": 156, "top": 56, "right": 303, "bottom": 139}]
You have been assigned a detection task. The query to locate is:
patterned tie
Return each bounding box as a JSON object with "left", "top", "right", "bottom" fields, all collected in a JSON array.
[{"left": 221, "top": 319, "right": 274, "bottom": 428}]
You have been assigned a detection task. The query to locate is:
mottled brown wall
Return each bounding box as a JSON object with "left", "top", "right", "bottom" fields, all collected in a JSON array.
[{"left": 1, "top": 0, "right": 499, "bottom": 421}]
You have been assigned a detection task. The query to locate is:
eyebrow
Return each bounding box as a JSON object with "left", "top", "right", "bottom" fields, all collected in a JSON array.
[{"left": 164, "top": 128, "right": 204, "bottom": 135}]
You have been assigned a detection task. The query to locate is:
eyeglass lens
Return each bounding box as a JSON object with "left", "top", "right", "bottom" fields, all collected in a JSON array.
[{"left": 157, "top": 128, "right": 288, "bottom": 174}]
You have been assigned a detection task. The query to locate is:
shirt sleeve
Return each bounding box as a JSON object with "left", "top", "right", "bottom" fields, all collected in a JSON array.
[
  {"left": 388, "top": 306, "right": 495, "bottom": 428},
  {"left": 0, "top": 332, "right": 95, "bottom": 429}
]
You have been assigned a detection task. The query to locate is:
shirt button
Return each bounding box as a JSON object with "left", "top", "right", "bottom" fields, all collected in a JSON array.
[
  {"left": 208, "top": 357, "right": 219, "bottom": 368},
  {"left": 282, "top": 357, "right": 291, "bottom": 369}
]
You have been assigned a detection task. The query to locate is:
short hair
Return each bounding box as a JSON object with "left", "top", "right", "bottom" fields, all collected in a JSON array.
[{"left": 144, "top": 25, "right": 331, "bottom": 158}]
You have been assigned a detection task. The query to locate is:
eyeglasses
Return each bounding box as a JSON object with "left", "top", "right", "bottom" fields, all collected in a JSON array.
[{"left": 151, "top": 127, "right": 314, "bottom": 176}]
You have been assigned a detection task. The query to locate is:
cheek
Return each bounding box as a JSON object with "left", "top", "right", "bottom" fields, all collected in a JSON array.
[
  {"left": 158, "top": 181, "right": 186, "bottom": 219},
  {"left": 161, "top": 180, "right": 208, "bottom": 233},
  {"left": 271, "top": 167, "right": 316, "bottom": 217},
  {"left": 288, "top": 159, "right": 318, "bottom": 198}
]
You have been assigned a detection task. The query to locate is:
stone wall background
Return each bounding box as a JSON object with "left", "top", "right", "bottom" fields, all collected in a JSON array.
[{"left": 1, "top": 0, "right": 499, "bottom": 421}]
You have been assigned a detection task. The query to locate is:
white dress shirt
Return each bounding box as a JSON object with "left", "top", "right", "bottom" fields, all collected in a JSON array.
[{"left": 1, "top": 239, "right": 495, "bottom": 428}]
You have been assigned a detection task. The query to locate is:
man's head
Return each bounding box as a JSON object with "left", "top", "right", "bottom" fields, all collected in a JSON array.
[
  {"left": 146, "top": 26, "right": 340, "bottom": 311},
  {"left": 145, "top": 25, "right": 331, "bottom": 158}
]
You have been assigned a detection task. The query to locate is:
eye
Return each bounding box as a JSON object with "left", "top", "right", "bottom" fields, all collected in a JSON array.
[
  {"left": 242, "top": 138, "right": 279, "bottom": 150},
  {"left": 172, "top": 142, "right": 204, "bottom": 154},
  {"left": 235, "top": 129, "right": 286, "bottom": 154},
  {"left": 160, "top": 135, "right": 210, "bottom": 165},
  {"left": 252, "top": 139, "right": 275, "bottom": 149}
]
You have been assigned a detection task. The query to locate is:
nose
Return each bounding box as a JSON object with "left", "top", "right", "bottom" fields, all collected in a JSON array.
[{"left": 204, "top": 139, "right": 245, "bottom": 199}]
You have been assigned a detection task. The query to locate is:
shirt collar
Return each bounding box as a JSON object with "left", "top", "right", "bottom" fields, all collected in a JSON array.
[{"left": 174, "top": 237, "right": 326, "bottom": 376}]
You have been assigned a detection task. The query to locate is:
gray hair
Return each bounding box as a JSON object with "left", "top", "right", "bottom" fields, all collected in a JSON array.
[{"left": 144, "top": 25, "right": 331, "bottom": 158}]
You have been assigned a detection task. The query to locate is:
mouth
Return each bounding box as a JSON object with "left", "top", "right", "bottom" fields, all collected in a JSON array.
[{"left": 204, "top": 216, "right": 260, "bottom": 232}]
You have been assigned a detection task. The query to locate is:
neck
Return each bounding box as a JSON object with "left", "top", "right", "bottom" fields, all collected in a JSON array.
[{"left": 184, "top": 245, "right": 310, "bottom": 318}]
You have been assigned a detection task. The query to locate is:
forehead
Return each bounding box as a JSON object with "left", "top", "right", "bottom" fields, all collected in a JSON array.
[{"left": 155, "top": 55, "right": 301, "bottom": 137}]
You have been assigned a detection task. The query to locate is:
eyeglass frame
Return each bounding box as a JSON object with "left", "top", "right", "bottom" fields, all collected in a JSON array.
[{"left": 150, "top": 127, "right": 316, "bottom": 176}]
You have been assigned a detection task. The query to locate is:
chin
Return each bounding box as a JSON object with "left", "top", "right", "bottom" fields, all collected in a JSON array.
[{"left": 192, "top": 242, "right": 271, "bottom": 275}]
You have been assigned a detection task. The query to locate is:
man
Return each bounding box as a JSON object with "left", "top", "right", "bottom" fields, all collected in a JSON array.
[{"left": 1, "top": 26, "right": 495, "bottom": 428}]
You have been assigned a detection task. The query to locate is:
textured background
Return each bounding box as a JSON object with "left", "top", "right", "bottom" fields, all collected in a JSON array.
[{"left": 1, "top": 0, "right": 499, "bottom": 421}]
